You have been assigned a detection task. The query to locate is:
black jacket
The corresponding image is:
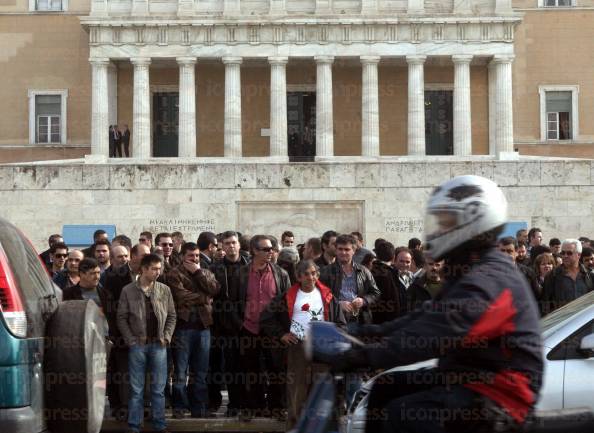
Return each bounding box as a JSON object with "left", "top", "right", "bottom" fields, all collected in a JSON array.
[
  {"left": 352, "top": 249, "right": 543, "bottom": 423},
  {"left": 369, "top": 261, "right": 406, "bottom": 324},
  {"left": 319, "top": 261, "right": 380, "bottom": 324},
  {"left": 100, "top": 265, "right": 134, "bottom": 341},
  {"left": 541, "top": 263, "right": 593, "bottom": 315},
  {"left": 213, "top": 261, "right": 291, "bottom": 336},
  {"left": 211, "top": 255, "right": 250, "bottom": 335},
  {"left": 407, "top": 273, "right": 443, "bottom": 311}
]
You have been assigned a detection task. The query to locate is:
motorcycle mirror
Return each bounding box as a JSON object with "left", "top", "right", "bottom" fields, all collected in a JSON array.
[{"left": 304, "top": 321, "right": 364, "bottom": 364}]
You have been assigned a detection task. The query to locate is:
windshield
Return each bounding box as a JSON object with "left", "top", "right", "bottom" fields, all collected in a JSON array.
[{"left": 541, "top": 291, "right": 594, "bottom": 336}]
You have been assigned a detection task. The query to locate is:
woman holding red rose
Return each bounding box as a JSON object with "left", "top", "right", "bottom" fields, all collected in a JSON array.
[{"left": 260, "top": 259, "right": 346, "bottom": 427}]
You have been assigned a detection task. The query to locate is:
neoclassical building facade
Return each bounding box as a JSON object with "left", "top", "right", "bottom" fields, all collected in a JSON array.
[{"left": 1, "top": 1, "right": 594, "bottom": 162}]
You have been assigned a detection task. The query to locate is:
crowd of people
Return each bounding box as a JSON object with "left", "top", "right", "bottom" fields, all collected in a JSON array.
[{"left": 37, "top": 224, "right": 593, "bottom": 433}]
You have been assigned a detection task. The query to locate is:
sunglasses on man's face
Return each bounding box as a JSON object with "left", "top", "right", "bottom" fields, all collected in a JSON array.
[
  {"left": 54, "top": 253, "right": 68, "bottom": 259},
  {"left": 257, "top": 246, "right": 273, "bottom": 252},
  {"left": 561, "top": 250, "right": 575, "bottom": 256},
  {"left": 160, "top": 243, "right": 173, "bottom": 247}
]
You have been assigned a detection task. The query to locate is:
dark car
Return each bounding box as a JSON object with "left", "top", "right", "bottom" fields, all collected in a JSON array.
[{"left": 0, "top": 217, "right": 107, "bottom": 433}]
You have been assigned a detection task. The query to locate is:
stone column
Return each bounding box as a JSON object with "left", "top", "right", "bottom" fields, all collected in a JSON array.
[
  {"left": 223, "top": 56, "right": 243, "bottom": 158},
  {"left": 361, "top": 56, "right": 380, "bottom": 157},
  {"left": 492, "top": 54, "right": 515, "bottom": 156},
  {"left": 453, "top": 55, "right": 473, "bottom": 156},
  {"left": 488, "top": 61, "right": 496, "bottom": 155},
  {"left": 90, "top": 58, "right": 110, "bottom": 158},
  {"left": 269, "top": 56, "right": 288, "bottom": 159},
  {"left": 406, "top": 55, "right": 426, "bottom": 156},
  {"left": 269, "top": 0, "right": 286, "bottom": 15},
  {"left": 315, "top": 55, "right": 334, "bottom": 158},
  {"left": 177, "top": 57, "right": 197, "bottom": 158},
  {"left": 131, "top": 57, "right": 151, "bottom": 159}
]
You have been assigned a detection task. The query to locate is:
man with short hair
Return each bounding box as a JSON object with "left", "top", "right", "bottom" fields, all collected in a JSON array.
[
  {"left": 63, "top": 257, "right": 103, "bottom": 307},
  {"left": 102, "top": 243, "right": 151, "bottom": 421},
  {"left": 408, "top": 254, "right": 444, "bottom": 310},
  {"left": 527, "top": 227, "right": 543, "bottom": 255},
  {"left": 315, "top": 230, "right": 338, "bottom": 269},
  {"left": 516, "top": 228, "right": 528, "bottom": 246},
  {"left": 40, "top": 233, "right": 64, "bottom": 269},
  {"left": 281, "top": 231, "right": 295, "bottom": 248},
  {"left": 82, "top": 229, "right": 109, "bottom": 257},
  {"left": 211, "top": 231, "right": 250, "bottom": 417},
  {"left": 139, "top": 231, "right": 153, "bottom": 250},
  {"left": 516, "top": 241, "right": 530, "bottom": 266},
  {"left": 117, "top": 254, "right": 177, "bottom": 433},
  {"left": 197, "top": 231, "right": 218, "bottom": 269},
  {"left": 303, "top": 237, "right": 322, "bottom": 261},
  {"left": 112, "top": 234, "right": 132, "bottom": 251},
  {"left": 351, "top": 231, "right": 374, "bottom": 265},
  {"left": 238, "top": 235, "right": 291, "bottom": 418},
  {"left": 394, "top": 248, "right": 414, "bottom": 291},
  {"left": 369, "top": 241, "right": 406, "bottom": 324},
  {"left": 581, "top": 247, "right": 594, "bottom": 272},
  {"left": 49, "top": 242, "right": 68, "bottom": 278},
  {"left": 579, "top": 237, "right": 591, "bottom": 249},
  {"left": 549, "top": 238, "right": 562, "bottom": 255},
  {"left": 155, "top": 232, "right": 175, "bottom": 268},
  {"left": 542, "top": 239, "right": 594, "bottom": 315},
  {"left": 165, "top": 242, "right": 220, "bottom": 419},
  {"left": 407, "top": 237, "right": 422, "bottom": 251},
  {"left": 498, "top": 237, "right": 540, "bottom": 300},
  {"left": 53, "top": 249, "right": 83, "bottom": 291},
  {"left": 172, "top": 231, "right": 185, "bottom": 254},
  {"left": 93, "top": 238, "right": 111, "bottom": 273},
  {"left": 319, "top": 234, "right": 380, "bottom": 324}
]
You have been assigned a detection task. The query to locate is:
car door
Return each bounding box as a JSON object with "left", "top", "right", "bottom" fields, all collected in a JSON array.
[{"left": 544, "top": 318, "right": 594, "bottom": 411}]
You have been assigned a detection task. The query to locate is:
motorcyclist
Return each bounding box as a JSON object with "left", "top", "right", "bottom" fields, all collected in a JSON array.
[{"left": 334, "top": 175, "right": 544, "bottom": 433}]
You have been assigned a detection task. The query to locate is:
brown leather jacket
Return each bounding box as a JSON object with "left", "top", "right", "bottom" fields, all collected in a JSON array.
[{"left": 165, "top": 264, "right": 220, "bottom": 328}]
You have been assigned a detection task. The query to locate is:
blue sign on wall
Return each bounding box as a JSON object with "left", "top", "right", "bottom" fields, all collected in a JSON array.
[
  {"left": 62, "top": 225, "right": 116, "bottom": 248},
  {"left": 500, "top": 221, "right": 528, "bottom": 239}
]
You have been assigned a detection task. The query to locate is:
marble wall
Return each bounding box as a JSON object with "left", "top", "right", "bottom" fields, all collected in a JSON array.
[{"left": 1, "top": 159, "right": 592, "bottom": 251}]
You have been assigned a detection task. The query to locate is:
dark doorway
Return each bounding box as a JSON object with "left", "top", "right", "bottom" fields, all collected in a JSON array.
[
  {"left": 287, "top": 92, "right": 316, "bottom": 162},
  {"left": 425, "top": 90, "right": 453, "bottom": 155},
  {"left": 153, "top": 92, "right": 179, "bottom": 157}
]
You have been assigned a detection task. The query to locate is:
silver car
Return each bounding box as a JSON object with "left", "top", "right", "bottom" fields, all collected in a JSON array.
[{"left": 345, "top": 292, "right": 594, "bottom": 433}]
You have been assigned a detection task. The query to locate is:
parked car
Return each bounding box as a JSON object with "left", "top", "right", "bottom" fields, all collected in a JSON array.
[
  {"left": 345, "top": 292, "right": 594, "bottom": 433},
  {"left": 0, "top": 217, "right": 107, "bottom": 433}
]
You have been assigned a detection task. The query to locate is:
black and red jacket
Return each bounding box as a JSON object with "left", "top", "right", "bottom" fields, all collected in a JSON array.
[
  {"left": 260, "top": 282, "right": 347, "bottom": 339},
  {"left": 354, "top": 248, "right": 544, "bottom": 423}
]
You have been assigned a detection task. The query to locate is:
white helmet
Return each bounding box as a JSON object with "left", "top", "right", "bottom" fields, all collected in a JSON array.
[{"left": 424, "top": 175, "right": 508, "bottom": 260}]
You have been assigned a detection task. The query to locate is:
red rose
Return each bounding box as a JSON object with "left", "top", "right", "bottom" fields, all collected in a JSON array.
[{"left": 301, "top": 303, "right": 310, "bottom": 311}]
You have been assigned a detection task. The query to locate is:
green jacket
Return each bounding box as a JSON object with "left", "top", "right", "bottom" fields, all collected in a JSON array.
[{"left": 117, "top": 280, "right": 177, "bottom": 347}]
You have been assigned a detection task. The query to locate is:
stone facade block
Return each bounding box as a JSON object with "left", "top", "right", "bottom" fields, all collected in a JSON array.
[
  {"left": 255, "top": 164, "right": 283, "bottom": 189},
  {"left": 540, "top": 161, "right": 565, "bottom": 186},
  {"left": 0, "top": 167, "right": 14, "bottom": 191},
  {"left": 517, "top": 161, "right": 541, "bottom": 186},
  {"left": 83, "top": 164, "right": 110, "bottom": 189},
  {"left": 235, "top": 164, "right": 258, "bottom": 188},
  {"left": 493, "top": 162, "right": 518, "bottom": 186},
  {"left": 329, "top": 163, "right": 356, "bottom": 188}
]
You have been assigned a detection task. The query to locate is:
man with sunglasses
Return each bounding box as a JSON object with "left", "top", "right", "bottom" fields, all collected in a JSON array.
[
  {"left": 155, "top": 232, "right": 176, "bottom": 269},
  {"left": 53, "top": 249, "right": 83, "bottom": 290},
  {"left": 237, "top": 234, "right": 291, "bottom": 419},
  {"left": 541, "top": 239, "right": 594, "bottom": 315},
  {"left": 49, "top": 242, "right": 68, "bottom": 278}
]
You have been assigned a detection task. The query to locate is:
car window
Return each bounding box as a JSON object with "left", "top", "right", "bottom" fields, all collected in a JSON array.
[
  {"left": 547, "top": 319, "right": 594, "bottom": 361},
  {"left": 0, "top": 220, "right": 56, "bottom": 337}
]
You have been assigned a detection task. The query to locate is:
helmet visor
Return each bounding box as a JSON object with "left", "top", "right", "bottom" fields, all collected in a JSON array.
[{"left": 424, "top": 209, "right": 460, "bottom": 244}]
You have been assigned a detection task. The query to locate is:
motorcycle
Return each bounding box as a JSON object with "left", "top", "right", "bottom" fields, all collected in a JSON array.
[{"left": 294, "top": 322, "right": 594, "bottom": 433}]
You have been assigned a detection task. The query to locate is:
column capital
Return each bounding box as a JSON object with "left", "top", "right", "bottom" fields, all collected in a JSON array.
[
  {"left": 222, "top": 56, "right": 243, "bottom": 65},
  {"left": 360, "top": 55, "right": 381, "bottom": 65},
  {"left": 268, "top": 56, "right": 289, "bottom": 65},
  {"left": 176, "top": 56, "right": 197, "bottom": 66},
  {"left": 452, "top": 54, "right": 473, "bottom": 64},
  {"left": 314, "top": 55, "right": 335, "bottom": 64},
  {"left": 89, "top": 57, "right": 111, "bottom": 66},
  {"left": 131, "top": 57, "right": 151, "bottom": 66},
  {"left": 406, "top": 55, "right": 427, "bottom": 65},
  {"left": 491, "top": 54, "right": 515, "bottom": 64}
]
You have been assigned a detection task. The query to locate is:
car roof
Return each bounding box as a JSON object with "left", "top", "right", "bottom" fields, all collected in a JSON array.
[{"left": 542, "top": 292, "right": 594, "bottom": 349}]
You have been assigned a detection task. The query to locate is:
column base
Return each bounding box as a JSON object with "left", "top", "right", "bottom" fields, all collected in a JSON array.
[
  {"left": 84, "top": 154, "right": 108, "bottom": 164},
  {"left": 497, "top": 151, "right": 520, "bottom": 161}
]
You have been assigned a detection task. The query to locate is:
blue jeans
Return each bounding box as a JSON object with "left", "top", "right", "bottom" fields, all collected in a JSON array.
[
  {"left": 127, "top": 343, "right": 167, "bottom": 432},
  {"left": 172, "top": 328, "right": 211, "bottom": 415}
]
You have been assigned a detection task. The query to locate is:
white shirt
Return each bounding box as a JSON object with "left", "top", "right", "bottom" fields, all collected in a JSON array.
[{"left": 290, "top": 288, "right": 325, "bottom": 340}]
